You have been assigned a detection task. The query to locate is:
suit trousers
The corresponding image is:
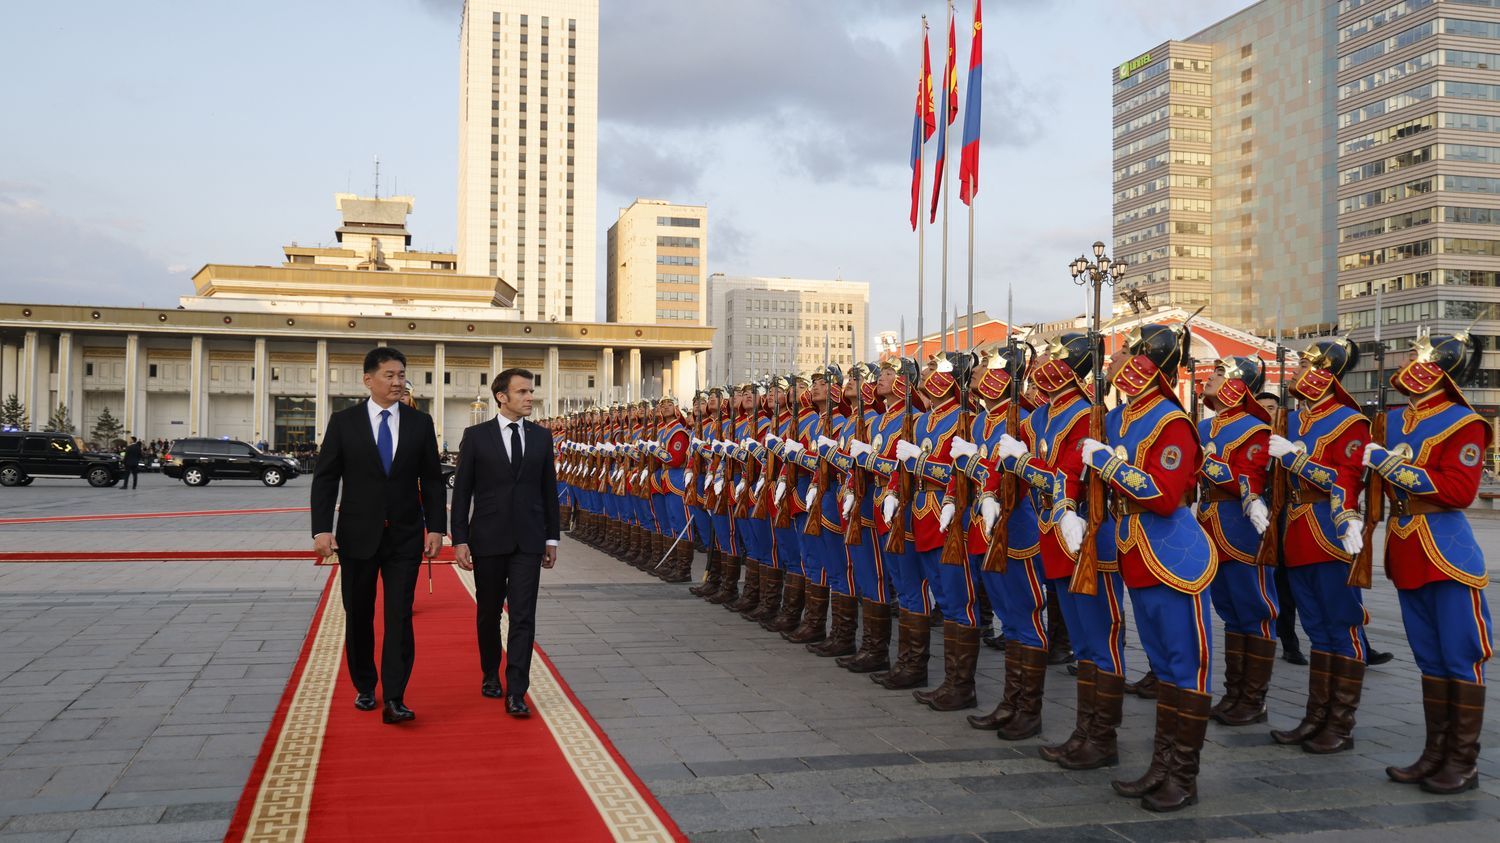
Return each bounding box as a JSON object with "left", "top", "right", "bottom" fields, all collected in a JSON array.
[
  {"left": 340, "top": 530, "right": 422, "bottom": 701},
  {"left": 474, "top": 551, "right": 543, "bottom": 697}
]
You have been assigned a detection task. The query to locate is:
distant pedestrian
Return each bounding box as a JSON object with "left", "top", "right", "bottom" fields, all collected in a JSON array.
[{"left": 122, "top": 437, "right": 142, "bottom": 490}]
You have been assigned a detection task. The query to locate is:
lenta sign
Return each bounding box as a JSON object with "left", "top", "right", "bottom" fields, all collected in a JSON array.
[{"left": 1119, "top": 52, "right": 1153, "bottom": 79}]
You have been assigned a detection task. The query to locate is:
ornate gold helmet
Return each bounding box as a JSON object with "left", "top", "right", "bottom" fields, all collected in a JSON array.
[
  {"left": 1292, "top": 337, "right": 1360, "bottom": 407},
  {"left": 1392, "top": 328, "right": 1482, "bottom": 404}
]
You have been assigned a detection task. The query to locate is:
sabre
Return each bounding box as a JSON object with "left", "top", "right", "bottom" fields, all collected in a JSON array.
[{"left": 654, "top": 520, "right": 694, "bottom": 572}]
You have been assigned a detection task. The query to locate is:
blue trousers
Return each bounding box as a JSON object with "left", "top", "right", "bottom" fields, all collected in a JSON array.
[
  {"left": 1399, "top": 580, "right": 1493, "bottom": 683},
  {"left": 773, "top": 525, "right": 802, "bottom": 575},
  {"left": 689, "top": 504, "right": 712, "bottom": 548},
  {"left": 977, "top": 553, "right": 1048, "bottom": 649},
  {"left": 1210, "top": 560, "right": 1280, "bottom": 638},
  {"left": 1053, "top": 572, "right": 1126, "bottom": 675},
  {"left": 888, "top": 538, "right": 931, "bottom": 613},
  {"left": 737, "top": 517, "right": 770, "bottom": 565},
  {"left": 1130, "top": 584, "right": 1213, "bottom": 694},
  {"left": 1288, "top": 561, "right": 1369, "bottom": 660},
  {"left": 795, "top": 513, "right": 823, "bottom": 584},
  {"left": 822, "top": 530, "right": 852, "bottom": 595},
  {"left": 933, "top": 550, "right": 980, "bottom": 627},
  {"left": 847, "top": 526, "right": 890, "bottom": 603},
  {"left": 712, "top": 512, "right": 735, "bottom": 555}
]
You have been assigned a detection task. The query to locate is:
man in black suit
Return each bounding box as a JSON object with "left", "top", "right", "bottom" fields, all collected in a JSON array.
[
  {"left": 312, "top": 347, "right": 446, "bottom": 724},
  {"left": 452, "top": 367, "right": 560, "bottom": 717},
  {"left": 121, "top": 437, "right": 142, "bottom": 490}
]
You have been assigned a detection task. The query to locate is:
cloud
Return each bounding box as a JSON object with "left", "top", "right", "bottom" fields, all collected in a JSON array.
[
  {"left": 598, "top": 124, "right": 707, "bottom": 198},
  {"left": 0, "top": 190, "right": 178, "bottom": 306}
]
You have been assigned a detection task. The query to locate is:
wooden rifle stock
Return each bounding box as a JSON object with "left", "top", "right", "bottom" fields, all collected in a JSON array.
[
  {"left": 844, "top": 398, "right": 868, "bottom": 547},
  {"left": 1253, "top": 405, "right": 1288, "bottom": 567},
  {"left": 1069, "top": 401, "right": 1105, "bottom": 596},
  {"left": 1349, "top": 411, "right": 1384, "bottom": 589},
  {"left": 939, "top": 412, "right": 971, "bottom": 568},
  {"left": 884, "top": 406, "right": 915, "bottom": 554},
  {"left": 983, "top": 395, "right": 1024, "bottom": 574}
]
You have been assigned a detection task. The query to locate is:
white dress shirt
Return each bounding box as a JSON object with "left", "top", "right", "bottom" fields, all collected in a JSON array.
[
  {"left": 494, "top": 413, "right": 558, "bottom": 548},
  {"left": 368, "top": 398, "right": 401, "bottom": 446}
]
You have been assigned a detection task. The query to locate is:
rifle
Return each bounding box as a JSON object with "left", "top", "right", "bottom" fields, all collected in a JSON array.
[
  {"left": 984, "top": 339, "right": 1026, "bottom": 573},
  {"left": 752, "top": 379, "right": 778, "bottom": 520},
  {"left": 683, "top": 398, "right": 702, "bottom": 509},
  {"left": 805, "top": 344, "right": 838, "bottom": 537},
  {"left": 845, "top": 363, "right": 868, "bottom": 547},
  {"left": 885, "top": 358, "right": 918, "bottom": 555},
  {"left": 941, "top": 352, "right": 974, "bottom": 566},
  {"left": 1070, "top": 332, "right": 1105, "bottom": 597},
  {"left": 775, "top": 374, "right": 799, "bottom": 530},
  {"left": 1350, "top": 336, "right": 1386, "bottom": 589},
  {"left": 1254, "top": 338, "right": 1289, "bottom": 567}
]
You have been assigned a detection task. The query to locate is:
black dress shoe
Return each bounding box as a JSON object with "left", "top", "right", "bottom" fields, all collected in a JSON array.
[
  {"left": 506, "top": 695, "right": 531, "bottom": 717},
  {"left": 1368, "top": 649, "right": 1395, "bottom": 666},
  {"left": 482, "top": 675, "right": 503, "bottom": 699},
  {"left": 354, "top": 692, "right": 377, "bottom": 711},
  {"left": 382, "top": 700, "right": 415, "bottom": 724},
  {"left": 1283, "top": 646, "right": 1309, "bottom": 666}
]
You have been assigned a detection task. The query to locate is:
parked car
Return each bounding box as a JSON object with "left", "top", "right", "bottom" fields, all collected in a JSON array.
[
  {"left": 0, "top": 431, "right": 123, "bottom": 487},
  {"left": 443, "top": 463, "right": 456, "bottom": 489},
  {"left": 162, "top": 438, "right": 302, "bottom": 487}
]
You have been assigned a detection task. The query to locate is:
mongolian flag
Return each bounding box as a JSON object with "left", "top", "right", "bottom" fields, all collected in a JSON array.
[
  {"left": 909, "top": 26, "right": 936, "bottom": 230},
  {"left": 958, "top": 0, "right": 983, "bottom": 205},
  {"left": 929, "top": 14, "right": 958, "bottom": 223}
]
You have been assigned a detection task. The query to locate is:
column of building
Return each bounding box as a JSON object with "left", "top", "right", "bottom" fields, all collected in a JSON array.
[
  {"left": 314, "top": 340, "right": 329, "bottom": 441},
  {"left": 433, "top": 342, "right": 447, "bottom": 442},
  {"left": 122, "top": 333, "right": 140, "bottom": 437},
  {"left": 252, "top": 337, "right": 269, "bottom": 446},
  {"left": 189, "top": 335, "right": 206, "bottom": 437}
]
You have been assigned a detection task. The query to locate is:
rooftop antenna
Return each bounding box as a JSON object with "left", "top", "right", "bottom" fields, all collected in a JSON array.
[{"left": 373, "top": 154, "right": 380, "bottom": 199}]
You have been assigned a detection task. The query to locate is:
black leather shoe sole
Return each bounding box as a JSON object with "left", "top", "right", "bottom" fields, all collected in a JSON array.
[
  {"left": 482, "top": 685, "right": 503, "bottom": 699},
  {"left": 354, "top": 694, "right": 377, "bottom": 711}
]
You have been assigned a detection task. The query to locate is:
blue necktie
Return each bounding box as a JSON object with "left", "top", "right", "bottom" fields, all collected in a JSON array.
[{"left": 378, "top": 409, "right": 394, "bottom": 476}]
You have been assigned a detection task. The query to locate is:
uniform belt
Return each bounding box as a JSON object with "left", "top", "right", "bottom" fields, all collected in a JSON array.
[
  {"left": 1290, "top": 486, "right": 1331, "bottom": 505},
  {"left": 1202, "top": 487, "right": 1239, "bottom": 503},
  {"left": 1390, "top": 497, "right": 1453, "bottom": 517},
  {"left": 1113, "top": 490, "right": 1193, "bottom": 517}
]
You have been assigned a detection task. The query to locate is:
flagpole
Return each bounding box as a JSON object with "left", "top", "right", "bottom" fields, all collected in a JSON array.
[
  {"left": 941, "top": 0, "right": 954, "bottom": 354},
  {"left": 916, "top": 15, "right": 928, "bottom": 365}
]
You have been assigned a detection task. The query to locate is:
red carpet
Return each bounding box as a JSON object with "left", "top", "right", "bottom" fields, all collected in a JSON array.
[
  {"left": 0, "top": 506, "right": 308, "bottom": 525},
  {"left": 0, "top": 550, "right": 319, "bottom": 563},
  {"left": 228, "top": 565, "right": 683, "bottom": 842}
]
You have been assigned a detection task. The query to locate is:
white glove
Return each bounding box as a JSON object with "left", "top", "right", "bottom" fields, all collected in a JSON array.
[
  {"left": 691, "top": 437, "right": 704, "bottom": 447},
  {"left": 774, "top": 479, "right": 787, "bottom": 504},
  {"left": 714, "top": 477, "right": 725, "bottom": 495},
  {"left": 1362, "top": 441, "right": 1383, "bottom": 469},
  {"left": 842, "top": 492, "right": 856, "bottom": 518},
  {"left": 848, "top": 439, "right": 872, "bottom": 458},
  {"left": 753, "top": 478, "right": 765, "bottom": 497},
  {"left": 950, "top": 436, "right": 978, "bottom": 460},
  {"left": 939, "top": 501, "right": 956, "bottom": 531},
  {"left": 1340, "top": 519, "right": 1364, "bottom": 557},
  {"left": 981, "top": 497, "right": 1001, "bottom": 533},
  {"left": 882, "top": 494, "right": 898, "bottom": 523},
  {"left": 684, "top": 470, "right": 694, "bottom": 487},
  {"left": 1246, "top": 497, "right": 1269, "bottom": 535},
  {"left": 741, "top": 437, "right": 755, "bottom": 450},
  {"left": 817, "top": 435, "right": 839, "bottom": 451},
  {"left": 1268, "top": 434, "right": 1299, "bottom": 459},
  {"left": 995, "top": 434, "right": 1027, "bottom": 462},
  {"left": 1081, "top": 438, "right": 1110, "bottom": 465},
  {"left": 784, "top": 439, "right": 805, "bottom": 455},
  {"left": 804, "top": 485, "right": 818, "bottom": 510},
  {"left": 895, "top": 439, "right": 922, "bottom": 462},
  {"left": 734, "top": 479, "right": 746, "bottom": 497},
  {"left": 1058, "top": 510, "right": 1085, "bottom": 555}
]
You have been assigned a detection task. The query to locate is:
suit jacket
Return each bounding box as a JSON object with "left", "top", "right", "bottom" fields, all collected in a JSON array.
[
  {"left": 123, "top": 443, "right": 143, "bottom": 468},
  {"left": 451, "top": 417, "right": 560, "bottom": 556},
  {"left": 310, "top": 402, "right": 447, "bottom": 560}
]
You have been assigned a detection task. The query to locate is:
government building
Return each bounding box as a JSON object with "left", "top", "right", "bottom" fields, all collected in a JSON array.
[{"left": 0, "top": 193, "right": 710, "bottom": 450}]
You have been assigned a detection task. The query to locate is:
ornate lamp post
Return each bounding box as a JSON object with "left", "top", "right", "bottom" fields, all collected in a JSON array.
[
  {"left": 1069, "top": 241, "right": 1128, "bottom": 399},
  {"left": 470, "top": 390, "right": 489, "bottom": 426}
]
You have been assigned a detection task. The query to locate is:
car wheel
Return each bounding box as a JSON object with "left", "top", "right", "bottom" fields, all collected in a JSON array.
[
  {"left": 184, "top": 468, "right": 209, "bottom": 487},
  {"left": 0, "top": 464, "right": 24, "bottom": 487},
  {"left": 262, "top": 468, "right": 285, "bottom": 487},
  {"left": 87, "top": 467, "right": 113, "bottom": 487},
  {"left": 446, "top": 472, "right": 456, "bottom": 489},
  {"left": 20, "top": 477, "right": 35, "bottom": 486}
]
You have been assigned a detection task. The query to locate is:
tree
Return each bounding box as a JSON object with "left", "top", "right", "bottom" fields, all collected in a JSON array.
[
  {"left": 0, "top": 394, "right": 28, "bottom": 431},
  {"left": 45, "top": 404, "right": 75, "bottom": 435},
  {"left": 92, "top": 407, "right": 124, "bottom": 445}
]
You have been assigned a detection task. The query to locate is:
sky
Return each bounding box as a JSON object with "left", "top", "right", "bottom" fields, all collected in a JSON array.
[{"left": 0, "top": 0, "right": 1251, "bottom": 352}]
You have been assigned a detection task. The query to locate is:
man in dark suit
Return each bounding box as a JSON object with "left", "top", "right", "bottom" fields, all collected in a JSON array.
[
  {"left": 121, "top": 437, "right": 142, "bottom": 490},
  {"left": 312, "top": 347, "right": 446, "bottom": 724},
  {"left": 452, "top": 367, "right": 560, "bottom": 717}
]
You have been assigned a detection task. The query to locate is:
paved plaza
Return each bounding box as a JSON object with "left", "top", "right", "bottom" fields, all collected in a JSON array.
[{"left": 0, "top": 475, "right": 1498, "bottom": 841}]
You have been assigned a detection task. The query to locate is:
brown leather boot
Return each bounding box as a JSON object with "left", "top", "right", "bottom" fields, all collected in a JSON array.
[
  {"left": 747, "top": 567, "right": 783, "bottom": 621},
  {"left": 1387, "top": 676, "right": 1450, "bottom": 784},
  {"left": 1421, "top": 679, "right": 1484, "bottom": 794},
  {"left": 1219, "top": 635, "right": 1275, "bottom": 726},
  {"left": 727, "top": 560, "right": 761, "bottom": 613},
  {"left": 1039, "top": 660, "right": 1095, "bottom": 760},
  {"left": 691, "top": 547, "right": 723, "bottom": 597},
  {"left": 998, "top": 644, "right": 1048, "bottom": 740},
  {"left": 840, "top": 600, "right": 892, "bottom": 672},
  {"left": 765, "top": 573, "right": 806, "bottom": 632},
  {"left": 809, "top": 593, "right": 857, "bottom": 656},
  {"left": 646, "top": 533, "right": 668, "bottom": 576},
  {"left": 708, "top": 554, "right": 742, "bottom": 605},
  {"left": 875, "top": 610, "right": 930, "bottom": 689},
  {"left": 1303, "top": 655, "right": 1364, "bottom": 754},
  {"left": 870, "top": 608, "right": 912, "bottom": 685},
  {"left": 1211, "top": 631, "right": 1245, "bottom": 719},
  {"left": 559, "top": 504, "right": 572, "bottom": 533},
  {"left": 1059, "top": 669, "right": 1123, "bottom": 769},
  {"left": 969, "top": 639, "right": 1023, "bottom": 730},
  {"left": 1112, "top": 684, "right": 1180, "bottom": 797},
  {"left": 1046, "top": 590, "right": 1074, "bottom": 664},
  {"left": 786, "top": 582, "right": 829, "bottom": 643},
  {"left": 618, "top": 524, "right": 636, "bottom": 561},
  {"left": 664, "top": 540, "right": 693, "bottom": 584},
  {"left": 1271, "top": 650, "right": 1333, "bottom": 745},
  {"left": 917, "top": 623, "right": 981, "bottom": 711},
  {"left": 1142, "top": 689, "right": 1211, "bottom": 812}
]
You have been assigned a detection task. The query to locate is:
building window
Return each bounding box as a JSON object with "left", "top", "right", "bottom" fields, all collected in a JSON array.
[
  {"left": 443, "top": 372, "right": 451, "bottom": 385},
  {"left": 587, "top": 376, "right": 595, "bottom": 389},
  {"left": 149, "top": 364, "right": 158, "bottom": 378},
  {"left": 271, "top": 367, "right": 280, "bottom": 381},
  {"left": 425, "top": 372, "right": 433, "bottom": 385},
  {"left": 85, "top": 363, "right": 94, "bottom": 376}
]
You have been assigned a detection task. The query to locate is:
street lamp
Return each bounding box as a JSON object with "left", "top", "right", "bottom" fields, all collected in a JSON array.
[
  {"left": 470, "top": 390, "right": 489, "bottom": 426},
  {"left": 1069, "top": 242, "right": 1128, "bottom": 399}
]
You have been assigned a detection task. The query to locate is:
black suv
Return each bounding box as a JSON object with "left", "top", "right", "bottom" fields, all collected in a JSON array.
[
  {"left": 0, "top": 431, "right": 123, "bottom": 487},
  {"left": 163, "top": 438, "right": 301, "bottom": 487}
]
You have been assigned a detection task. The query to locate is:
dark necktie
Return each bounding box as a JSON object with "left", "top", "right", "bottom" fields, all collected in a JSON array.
[
  {"left": 377, "top": 409, "right": 394, "bottom": 476},
  {"left": 508, "top": 421, "right": 523, "bottom": 478}
]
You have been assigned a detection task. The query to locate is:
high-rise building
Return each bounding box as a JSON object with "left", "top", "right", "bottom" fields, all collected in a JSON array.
[
  {"left": 1114, "top": 0, "right": 1500, "bottom": 412},
  {"left": 705, "top": 274, "right": 869, "bottom": 385},
  {"left": 606, "top": 199, "right": 708, "bottom": 325},
  {"left": 457, "top": 0, "right": 598, "bottom": 322}
]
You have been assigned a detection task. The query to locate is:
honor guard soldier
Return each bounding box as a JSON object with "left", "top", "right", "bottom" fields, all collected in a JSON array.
[
  {"left": 833, "top": 366, "right": 897, "bottom": 673},
  {"left": 705, "top": 388, "right": 744, "bottom": 605},
  {"left": 686, "top": 392, "right": 714, "bottom": 556},
  {"left": 690, "top": 389, "right": 728, "bottom": 599},
  {"left": 728, "top": 383, "right": 773, "bottom": 617},
  {"left": 1084, "top": 324, "right": 1217, "bottom": 812},
  {"left": 998, "top": 333, "right": 1126, "bottom": 750},
  {"left": 766, "top": 375, "right": 817, "bottom": 635},
  {"left": 1267, "top": 338, "right": 1372, "bottom": 755},
  {"left": 646, "top": 396, "right": 693, "bottom": 583},
  {"left": 1199, "top": 357, "right": 1279, "bottom": 726},
  {"left": 803, "top": 366, "right": 860, "bottom": 657},
  {"left": 1367, "top": 329, "right": 1491, "bottom": 794}
]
